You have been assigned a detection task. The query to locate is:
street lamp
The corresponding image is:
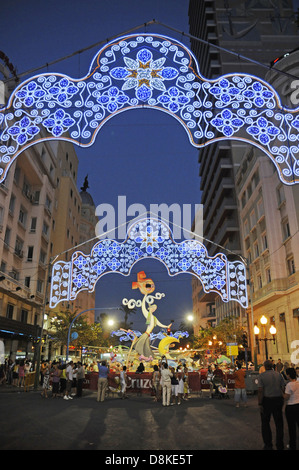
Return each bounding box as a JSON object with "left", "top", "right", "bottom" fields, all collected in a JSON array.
[
  {"left": 254, "top": 315, "right": 277, "bottom": 360},
  {"left": 66, "top": 307, "right": 119, "bottom": 361}
]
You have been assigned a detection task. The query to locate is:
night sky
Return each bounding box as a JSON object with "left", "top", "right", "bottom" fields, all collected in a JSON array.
[{"left": 0, "top": 1, "right": 204, "bottom": 331}]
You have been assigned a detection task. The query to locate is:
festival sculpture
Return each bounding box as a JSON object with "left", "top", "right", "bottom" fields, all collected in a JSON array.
[
  {"left": 1, "top": 33, "right": 299, "bottom": 185},
  {"left": 127, "top": 271, "right": 172, "bottom": 361},
  {"left": 112, "top": 271, "right": 183, "bottom": 364}
]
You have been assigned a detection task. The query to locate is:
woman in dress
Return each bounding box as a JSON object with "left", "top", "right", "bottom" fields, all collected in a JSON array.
[
  {"left": 41, "top": 363, "right": 50, "bottom": 398},
  {"left": 152, "top": 364, "right": 161, "bottom": 402}
]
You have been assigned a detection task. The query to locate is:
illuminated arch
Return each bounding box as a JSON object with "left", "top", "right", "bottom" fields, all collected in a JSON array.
[
  {"left": 1, "top": 33, "right": 299, "bottom": 185},
  {"left": 49, "top": 217, "right": 248, "bottom": 309}
]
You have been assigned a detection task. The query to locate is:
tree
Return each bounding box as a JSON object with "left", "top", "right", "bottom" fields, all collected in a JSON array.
[
  {"left": 48, "top": 309, "right": 109, "bottom": 354},
  {"left": 119, "top": 303, "right": 136, "bottom": 329},
  {"left": 193, "top": 317, "right": 245, "bottom": 354}
]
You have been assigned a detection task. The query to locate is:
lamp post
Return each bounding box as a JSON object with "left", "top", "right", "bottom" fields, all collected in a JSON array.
[
  {"left": 66, "top": 307, "right": 119, "bottom": 361},
  {"left": 254, "top": 315, "right": 277, "bottom": 360}
]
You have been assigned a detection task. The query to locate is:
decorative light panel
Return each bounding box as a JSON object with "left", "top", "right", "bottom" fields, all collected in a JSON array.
[
  {"left": 111, "top": 329, "right": 189, "bottom": 343},
  {"left": 49, "top": 217, "right": 248, "bottom": 309},
  {"left": 0, "top": 33, "right": 299, "bottom": 184}
]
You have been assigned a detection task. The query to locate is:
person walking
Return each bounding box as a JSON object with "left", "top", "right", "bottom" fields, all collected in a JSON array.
[
  {"left": 275, "top": 359, "right": 283, "bottom": 373},
  {"left": 65, "top": 361, "right": 74, "bottom": 400},
  {"left": 151, "top": 364, "right": 161, "bottom": 402},
  {"left": 161, "top": 361, "right": 173, "bottom": 406},
  {"left": 170, "top": 367, "right": 180, "bottom": 405},
  {"left": 97, "top": 360, "right": 109, "bottom": 402},
  {"left": 41, "top": 362, "right": 50, "bottom": 398},
  {"left": 18, "top": 360, "right": 25, "bottom": 388},
  {"left": 258, "top": 359, "right": 285, "bottom": 450},
  {"left": 232, "top": 362, "right": 247, "bottom": 408},
  {"left": 59, "top": 364, "right": 67, "bottom": 398},
  {"left": 177, "top": 366, "right": 184, "bottom": 404},
  {"left": 76, "top": 362, "right": 85, "bottom": 398},
  {"left": 206, "top": 366, "right": 214, "bottom": 399},
  {"left": 51, "top": 363, "right": 61, "bottom": 398},
  {"left": 284, "top": 367, "right": 299, "bottom": 450}
]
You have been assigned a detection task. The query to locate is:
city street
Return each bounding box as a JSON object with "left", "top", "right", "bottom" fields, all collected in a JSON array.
[{"left": 0, "top": 387, "right": 295, "bottom": 452}]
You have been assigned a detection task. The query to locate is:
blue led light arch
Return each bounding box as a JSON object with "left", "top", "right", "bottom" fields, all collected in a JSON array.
[
  {"left": 49, "top": 217, "right": 248, "bottom": 310},
  {"left": 0, "top": 33, "right": 299, "bottom": 185}
]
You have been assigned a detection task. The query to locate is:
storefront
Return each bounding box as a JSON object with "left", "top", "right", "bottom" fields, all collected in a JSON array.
[{"left": 0, "top": 316, "right": 41, "bottom": 361}]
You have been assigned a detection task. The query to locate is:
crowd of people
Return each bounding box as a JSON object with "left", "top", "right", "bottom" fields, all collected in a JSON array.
[
  {"left": 0, "top": 358, "right": 86, "bottom": 400},
  {"left": 1, "top": 355, "right": 298, "bottom": 449}
]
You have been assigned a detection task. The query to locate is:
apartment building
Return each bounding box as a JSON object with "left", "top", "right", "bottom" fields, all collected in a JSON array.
[
  {"left": 0, "top": 79, "right": 97, "bottom": 362},
  {"left": 235, "top": 47, "right": 299, "bottom": 363},
  {"left": 188, "top": 0, "right": 298, "bottom": 335},
  {"left": 0, "top": 143, "right": 56, "bottom": 361}
]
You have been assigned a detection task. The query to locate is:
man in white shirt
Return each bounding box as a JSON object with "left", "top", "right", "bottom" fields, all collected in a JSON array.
[
  {"left": 160, "top": 361, "right": 173, "bottom": 406},
  {"left": 65, "top": 361, "right": 74, "bottom": 400}
]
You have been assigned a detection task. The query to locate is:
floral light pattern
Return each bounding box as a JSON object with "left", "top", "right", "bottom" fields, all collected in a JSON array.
[
  {"left": 0, "top": 33, "right": 299, "bottom": 185},
  {"left": 49, "top": 217, "right": 248, "bottom": 309}
]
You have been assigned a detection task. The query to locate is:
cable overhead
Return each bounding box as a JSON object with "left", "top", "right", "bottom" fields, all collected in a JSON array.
[{"left": 2, "top": 19, "right": 298, "bottom": 85}]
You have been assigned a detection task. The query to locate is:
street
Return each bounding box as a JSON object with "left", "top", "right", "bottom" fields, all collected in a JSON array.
[{"left": 1, "top": 388, "right": 295, "bottom": 453}]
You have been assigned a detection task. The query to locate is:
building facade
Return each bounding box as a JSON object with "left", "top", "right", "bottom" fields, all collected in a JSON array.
[
  {"left": 188, "top": 0, "right": 299, "bottom": 354},
  {"left": 0, "top": 61, "right": 97, "bottom": 361}
]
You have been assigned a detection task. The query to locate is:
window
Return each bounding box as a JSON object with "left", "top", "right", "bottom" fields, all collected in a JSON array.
[
  {"left": 287, "top": 257, "right": 295, "bottom": 275},
  {"left": 247, "top": 182, "right": 252, "bottom": 199},
  {"left": 27, "top": 246, "right": 34, "bottom": 261},
  {"left": 39, "top": 249, "right": 46, "bottom": 265},
  {"left": 33, "top": 191, "right": 40, "bottom": 204},
  {"left": 18, "top": 206, "right": 27, "bottom": 227},
  {"left": 15, "top": 237, "right": 24, "bottom": 257},
  {"left": 10, "top": 269, "right": 19, "bottom": 280},
  {"left": 257, "top": 198, "right": 264, "bottom": 220},
  {"left": 257, "top": 274, "right": 262, "bottom": 289},
  {"left": 254, "top": 242, "right": 259, "bottom": 259},
  {"left": 9, "top": 194, "right": 16, "bottom": 214},
  {"left": 4, "top": 227, "right": 11, "bottom": 247},
  {"left": 277, "top": 184, "right": 285, "bottom": 206},
  {"left": 0, "top": 261, "right": 6, "bottom": 273},
  {"left": 6, "top": 304, "right": 14, "bottom": 319},
  {"left": 250, "top": 210, "right": 256, "bottom": 228},
  {"left": 282, "top": 219, "right": 291, "bottom": 241},
  {"left": 30, "top": 217, "right": 37, "bottom": 233},
  {"left": 21, "top": 309, "right": 28, "bottom": 323},
  {"left": 253, "top": 170, "right": 260, "bottom": 188},
  {"left": 45, "top": 195, "right": 52, "bottom": 212},
  {"left": 262, "top": 233, "right": 268, "bottom": 251},
  {"left": 22, "top": 179, "right": 31, "bottom": 199},
  {"left": 37, "top": 279, "right": 43, "bottom": 293},
  {"left": 42, "top": 222, "right": 49, "bottom": 236},
  {"left": 25, "top": 276, "right": 31, "bottom": 288},
  {"left": 266, "top": 268, "right": 271, "bottom": 283},
  {"left": 14, "top": 166, "right": 20, "bottom": 184}
]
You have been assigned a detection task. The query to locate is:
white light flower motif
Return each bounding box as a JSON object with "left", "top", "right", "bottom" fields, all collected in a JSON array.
[
  {"left": 110, "top": 48, "right": 179, "bottom": 102},
  {"left": 135, "top": 225, "right": 164, "bottom": 255}
]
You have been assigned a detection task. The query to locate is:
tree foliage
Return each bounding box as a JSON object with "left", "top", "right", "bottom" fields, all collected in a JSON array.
[
  {"left": 192, "top": 317, "right": 246, "bottom": 353},
  {"left": 49, "top": 309, "right": 109, "bottom": 349}
]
